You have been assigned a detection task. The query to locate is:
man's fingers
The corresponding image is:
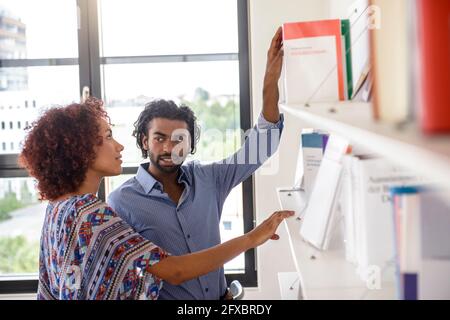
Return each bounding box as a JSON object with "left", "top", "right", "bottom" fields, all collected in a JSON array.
[
  {"left": 271, "top": 50, "right": 283, "bottom": 67},
  {"left": 270, "top": 234, "right": 280, "bottom": 241},
  {"left": 277, "top": 48, "right": 284, "bottom": 59},
  {"left": 271, "top": 26, "right": 282, "bottom": 47},
  {"left": 268, "top": 27, "right": 283, "bottom": 58}
]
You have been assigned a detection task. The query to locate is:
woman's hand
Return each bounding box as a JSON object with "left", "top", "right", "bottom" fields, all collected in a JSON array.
[
  {"left": 246, "top": 210, "right": 295, "bottom": 248},
  {"left": 151, "top": 210, "right": 295, "bottom": 285}
]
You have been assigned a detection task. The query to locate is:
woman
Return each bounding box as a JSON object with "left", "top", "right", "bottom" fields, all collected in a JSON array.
[{"left": 19, "top": 98, "right": 293, "bottom": 300}]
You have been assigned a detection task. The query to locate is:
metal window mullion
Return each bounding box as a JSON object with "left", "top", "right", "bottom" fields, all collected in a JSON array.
[
  {"left": 86, "top": 0, "right": 102, "bottom": 99},
  {"left": 77, "top": 0, "right": 102, "bottom": 99},
  {"left": 77, "top": 0, "right": 91, "bottom": 98},
  {"left": 101, "top": 53, "right": 238, "bottom": 65},
  {"left": 237, "top": 0, "right": 257, "bottom": 287},
  {"left": 0, "top": 169, "right": 29, "bottom": 178},
  {"left": 0, "top": 58, "right": 78, "bottom": 68},
  {"left": 101, "top": 167, "right": 138, "bottom": 202},
  {"left": 0, "top": 54, "right": 239, "bottom": 69}
]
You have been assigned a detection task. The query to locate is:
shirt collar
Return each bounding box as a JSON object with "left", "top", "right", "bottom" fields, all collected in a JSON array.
[{"left": 136, "top": 162, "right": 190, "bottom": 194}]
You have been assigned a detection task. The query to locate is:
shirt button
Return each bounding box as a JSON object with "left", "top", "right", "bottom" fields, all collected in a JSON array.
[
  {"left": 205, "top": 288, "right": 209, "bottom": 292},
  {"left": 187, "top": 234, "right": 191, "bottom": 239}
]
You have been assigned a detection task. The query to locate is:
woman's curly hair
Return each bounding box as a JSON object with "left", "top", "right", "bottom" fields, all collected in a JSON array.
[{"left": 19, "top": 98, "right": 109, "bottom": 201}]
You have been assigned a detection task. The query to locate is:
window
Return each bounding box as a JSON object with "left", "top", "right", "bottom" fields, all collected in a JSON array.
[
  {"left": 223, "top": 221, "right": 232, "bottom": 231},
  {"left": 98, "top": 0, "right": 253, "bottom": 284},
  {"left": 0, "top": 0, "right": 80, "bottom": 293},
  {"left": 0, "top": 0, "right": 254, "bottom": 293},
  {"left": 0, "top": 177, "right": 44, "bottom": 275}
]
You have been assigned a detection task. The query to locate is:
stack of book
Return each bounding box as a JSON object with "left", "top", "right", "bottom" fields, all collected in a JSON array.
[
  {"left": 283, "top": 0, "right": 450, "bottom": 133},
  {"left": 282, "top": 0, "right": 372, "bottom": 104},
  {"left": 390, "top": 187, "right": 450, "bottom": 300},
  {"left": 371, "top": 0, "right": 450, "bottom": 133},
  {"left": 339, "top": 154, "right": 424, "bottom": 282},
  {"left": 293, "top": 125, "right": 450, "bottom": 298}
]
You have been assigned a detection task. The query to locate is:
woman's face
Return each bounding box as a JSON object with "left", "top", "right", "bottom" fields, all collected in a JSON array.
[{"left": 91, "top": 119, "right": 124, "bottom": 177}]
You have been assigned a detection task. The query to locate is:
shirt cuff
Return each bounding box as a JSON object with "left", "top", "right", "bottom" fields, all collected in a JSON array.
[{"left": 257, "top": 112, "right": 284, "bottom": 130}]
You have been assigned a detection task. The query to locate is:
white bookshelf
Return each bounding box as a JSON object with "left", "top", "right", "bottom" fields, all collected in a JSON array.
[
  {"left": 276, "top": 189, "right": 396, "bottom": 300},
  {"left": 276, "top": 102, "right": 450, "bottom": 299},
  {"left": 280, "top": 102, "right": 450, "bottom": 195}
]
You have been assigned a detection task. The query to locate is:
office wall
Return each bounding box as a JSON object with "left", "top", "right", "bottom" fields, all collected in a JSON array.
[
  {"left": 245, "top": 0, "right": 330, "bottom": 300},
  {"left": 329, "top": 0, "right": 361, "bottom": 18}
]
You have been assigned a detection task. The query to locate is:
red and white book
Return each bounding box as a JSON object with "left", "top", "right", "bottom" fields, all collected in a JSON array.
[
  {"left": 416, "top": 0, "right": 450, "bottom": 134},
  {"left": 282, "top": 20, "right": 347, "bottom": 104}
]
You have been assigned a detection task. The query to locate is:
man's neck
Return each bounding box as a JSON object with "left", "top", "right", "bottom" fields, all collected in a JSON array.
[
  {"left": 148, "top": 165, "right": 180, "bottom": 187},
  {"left": 147, "top": 164, "right": 184, "bottom": 204}
]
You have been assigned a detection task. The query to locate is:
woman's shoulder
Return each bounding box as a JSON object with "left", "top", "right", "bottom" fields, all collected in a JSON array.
[
  {"left": 74, "top": 194, "right": 115, "bottom": 215},
  {"left": 71, "top": 194, "right": 121, "bottom": 227},
  {"left": 49, "top": 194, "right": 117, "bottom": 224}
]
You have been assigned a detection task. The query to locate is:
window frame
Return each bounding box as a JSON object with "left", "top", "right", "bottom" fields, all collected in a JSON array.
[{"left": 0, "top": 0, "right": 256, "bottom": 294}]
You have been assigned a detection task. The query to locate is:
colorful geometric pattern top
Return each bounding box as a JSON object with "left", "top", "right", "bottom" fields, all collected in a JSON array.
[{"left": 37, "top": 193, "right": 168, "bottom": 300}]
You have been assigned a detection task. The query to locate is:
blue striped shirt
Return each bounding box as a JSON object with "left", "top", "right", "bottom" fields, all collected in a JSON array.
[{"left": 108, "top": 113, "right": 284, "bottom": 300}]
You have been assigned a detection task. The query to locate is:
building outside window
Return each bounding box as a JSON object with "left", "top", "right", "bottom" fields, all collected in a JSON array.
[{"left": 0, "top": 0, "right": 255, "bottom": 294}]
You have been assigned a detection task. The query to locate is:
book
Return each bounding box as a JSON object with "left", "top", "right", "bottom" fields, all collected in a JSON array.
[
  {"left": 300, "top": 130, "right": 329, "bottom": 196},
  {"left": 348, "top": 157, "right": 423, "bottom": 282},
  {"left": 347, "top": 0, "right": 371, "bottom": 100},
  {"left": 300, "top": 134, "right": 349, "bottom": 250},
  {"left": 391, "top": 187, "right": 450, "bottom": 300},
  {"left": 352, "top": 68, "right": 373, "bottom": 102},
  {"left": 341, "top": 155, "right": 357, "bottom": 264},
  {"left": 351, "top": 61, "right": 371, "bottom": 100},
  {"left": 282, "top": 19, "right": 347, "bottom": 103},
  {"left": 341, "top": 19, "right": 353, "bottom": 99},
  {"left": 340, "top": 150, "right": 377, "bottom": 264},
  {"left": 371, "top": 0, "right": 411, "bottom": 123},
  {"left": 391, "top": 187, "right": 422, "bottom": 300},
  {"left": 415, "top": 0, "right": 450, "bottom": 133},
  {"left": 417, "top": 190, "right": 450, "bottom": 300}
]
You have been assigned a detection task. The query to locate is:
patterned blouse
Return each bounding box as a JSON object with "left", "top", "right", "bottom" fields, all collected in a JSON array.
[{"left": 37, "top": 193, "right": 168, "bottom": 300}]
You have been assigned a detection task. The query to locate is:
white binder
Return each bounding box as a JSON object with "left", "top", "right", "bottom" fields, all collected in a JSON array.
[{"left": 300, "top": 135, "right": 349, "bottom": 250}]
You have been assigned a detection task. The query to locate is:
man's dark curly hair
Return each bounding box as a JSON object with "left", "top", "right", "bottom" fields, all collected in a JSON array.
[
  {"left": 133, "top": 99, "right": 200, "bottom": 158},
  {"left": 18, "top": 98, "right": 109, "bottom": 201}
]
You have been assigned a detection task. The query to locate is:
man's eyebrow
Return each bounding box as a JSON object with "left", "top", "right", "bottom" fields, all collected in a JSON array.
[{"left": 153, "top": 131, "right": 167, "bottom": 137}]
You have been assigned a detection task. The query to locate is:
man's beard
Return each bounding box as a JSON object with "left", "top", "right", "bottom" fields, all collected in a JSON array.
[{"left": 149, "top": 151, "right": 184, "bottom": 174}]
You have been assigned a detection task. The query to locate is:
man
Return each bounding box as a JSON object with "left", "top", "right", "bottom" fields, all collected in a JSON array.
[{"left": 108, "top": 27, "right": 284, "bottom": 300}]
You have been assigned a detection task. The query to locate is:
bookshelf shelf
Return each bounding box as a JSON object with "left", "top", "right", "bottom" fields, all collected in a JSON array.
[
  {"left": 276, "top": 189, "right": 396, "bottom": 300},
  {"left": 280, "top": 102, "right": 450, "bottom": 191}
]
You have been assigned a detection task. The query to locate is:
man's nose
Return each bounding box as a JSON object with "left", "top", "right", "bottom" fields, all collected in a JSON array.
[{"left": 162, "top": 141, "right": 173, "bottom": 153}]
